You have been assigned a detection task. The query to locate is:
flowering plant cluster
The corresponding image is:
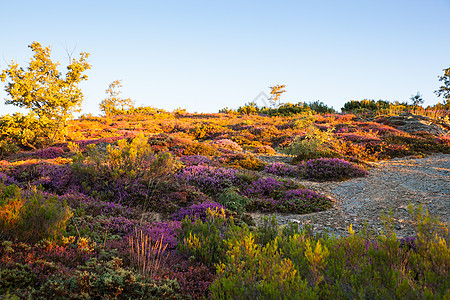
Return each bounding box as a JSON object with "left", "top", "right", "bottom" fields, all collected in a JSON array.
[
  {"left": 33, "top": 146, "right": 66, "bottom": 159},
  {"left": 300, "top": 158, "right": 368, "bottom": 181},
  {"left": 1, "top": 102, "right": 449, "bottom": 299},
  {"left": 175, "top": 165, "right": 240, "bottom": 195},
  {"left": 180, "top": 155, "right": 214, "bottom": 166},
  {"left": 0, "top": 172, "right": 19, "bottom": 185},
  {"left": 264, "top": 162, "right": 298, "bottom": 177},
  {"left": 6, "top": 161, "right": 77, "bottom": 194},
  {"left": 172, "top": 201, "right": 225, "bottom": 223}
]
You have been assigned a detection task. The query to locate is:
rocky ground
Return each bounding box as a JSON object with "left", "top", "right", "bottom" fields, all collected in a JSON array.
[
  {"left": 253, "top": 153, "right": 450, "bottom": 238},
  {"left": 380, "top": 112, "right": 450, "bottom": 135}
]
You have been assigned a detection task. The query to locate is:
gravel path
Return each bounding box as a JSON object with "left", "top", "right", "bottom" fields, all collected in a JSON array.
[{"left": 253, "top": 153, "right": 450, "bottom": 238}]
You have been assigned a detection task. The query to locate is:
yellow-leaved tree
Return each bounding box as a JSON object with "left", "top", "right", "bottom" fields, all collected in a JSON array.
[
  {"left": 99, "top": 80, "right": 135, "bottom": 117},
  {"left": 0, "top": 42, "right": 91, "bottom": 147},
  {"left": 269, "top": 84, "right": 286, "bottom": 108}
]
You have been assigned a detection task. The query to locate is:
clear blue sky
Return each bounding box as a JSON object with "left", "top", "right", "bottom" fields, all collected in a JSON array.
[{"left": 1, "top": 0, "right": 449, "bottom": 115}]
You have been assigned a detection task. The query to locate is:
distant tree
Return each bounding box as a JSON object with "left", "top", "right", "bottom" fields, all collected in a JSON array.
[
  {"left": 0, "top": 42, "right": 91, "bottom": 145},
  {"left": 269, "top": 85, "right": 286, "bottom": 108},
  {"left": 237, "top": 102, "right": 260, "bottom": 115},
  {"left": 409, "top": 92, "right": 424, "bottom": 113},
  {"left": 435, "top": 67, "right": 450, "bottom": 108},
  {"left": 307, "top": 100, "right": 335, "bottom": 114},
  {"left": 99, "top": 80, "right": 135, "bottom": 116}
]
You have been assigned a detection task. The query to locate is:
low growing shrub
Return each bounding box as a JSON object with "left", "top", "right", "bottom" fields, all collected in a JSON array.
[
  {"left": 0, "top": 183, "right": 73, "bottom": 242},
  {"left": 264, "top": 162, "right": 298, "bottom": 177},
  {"left": 218, "top": 152, "right": 266, "bottom": 171},
  {"left": 210, "top": 139, "right": 242, "bottom": 152},
  {"left": 177, "top": 207, "right": 231, "bottom": 266},
  {"left": 216, "top": 187, "right": 250, "bottom": 214},
  {"left": 172, "top": 201, "right": 225, "bottom": 223},
  {"left": 300, "top": 158, "right": 368, "bottom": 181},
  {"left": 175, "top": 165, "right": 240, "bottom": 195},
  {"left": 253, "top": 145, "right": 277, "bottom": 154}
]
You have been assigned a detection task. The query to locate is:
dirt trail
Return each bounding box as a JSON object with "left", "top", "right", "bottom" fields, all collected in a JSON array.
[{"left": 253, "top": 153, "right": 450, "bottom": 238}]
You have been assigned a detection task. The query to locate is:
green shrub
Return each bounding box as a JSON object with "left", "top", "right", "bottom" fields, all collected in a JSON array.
[
  {"left": 216, "top": 187, "right": 250, "bottom": 214},
  {"left": 0, "top": 139, "right": 20, "bottom": 158},
  {"left": 237, "top": 102, "right": 260, "bottom": 115},
  {"left": 261, "top": 102, "right": 312, "bottom": 116},
  {"left": 253, "top": 145, "right": 276, "bottom": 154},
  {"left": 221, "top": 153, "right": 266, "bottom": 171},
  {"left": 0, "top": 113, "right": 45, "bottom": 149},
  {"left": 290, "top": 112, "right": 316, "bottom": 130},
  {"left": 0, "top": 183, "right": 72, "bottom": 243},
  {"left": 71, "top": 135, "right": 180, "bottom": 205},
  {"left": 255, "top": 215, "right": 279, "bottom": 246},
  {"left": 307, "top": 100, "right": 336, "bottom": 114},
  {"left": 177, "top": 208, "right": 231, "bottom": 266},
  {"left": 33, "top": 257, "right": 184, "bottom": 299},
  {"left": 280, "top": 126, "right": 339, "bottom": 161},
  {"left": 0, "top": 184, "right": 23, "bottom": 236},
  {"left": 210, "top": 232, "right": 316, "bottom": 299},
  {"left": 191, "top": 123, "right": 229, "bottom": 140},
  {"left": 73, "top": 133, "right": 156, "bottom": 181},
  {"left": 207, "top": 205, "right": 449, "bottom": 299},
  {"left": 342, "top": 99, "right": 390, "bottom": 112}
]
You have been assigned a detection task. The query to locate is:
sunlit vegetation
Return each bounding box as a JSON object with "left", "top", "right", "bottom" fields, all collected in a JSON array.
[{"left": 0, "top": 43, "right": 449, "bottom": 299}]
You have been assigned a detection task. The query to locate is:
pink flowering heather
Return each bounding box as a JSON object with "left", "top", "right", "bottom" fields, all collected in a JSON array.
[
  {"left": 283, "top": 188, "right": 332, "bottom": 213},
  {"left": 246, "top": 198, "right": 281, "bottom": 212},
  {"left": 264, "top": 162, "right": 298, "bottom": 177},
  {"left": 175, "top": 165, "right": 239, "bottom": 195},
  {"left": 33, "top": 146, "right": 65, "bottom": 159},
  {"left": 0, "top": 172, "right": 19, "bottom": 185},
  {"left": 180, "top": 155, "right": 215, "bottom": 166},
  {"left": 300, "top": 158, "right": 368, "bottom": 181},
  {"left": 7, "top": 162, "right": 77, "bottom": 194},
  {"left": 242, "top": 177, "right": 298, "bottom": 198},
  {"left": 138, "top": 221, "right": 181, "bottom": 250},
  {"left": 246, "top": 187, "right": 332, "bottom": 214},
  {"left": 172, "top": 201, "right": 225, "bottom": 222}
]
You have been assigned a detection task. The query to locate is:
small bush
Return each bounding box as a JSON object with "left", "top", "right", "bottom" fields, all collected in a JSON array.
[
  {"left": 210, "top": 232, "right": 314, "bottom": 299},
  {"left": 182, "top": 141, "right": 219, "bottom": 156},
  {"left": 300, "top": 158, "right": 368, "bottom": 181},
  {"left": 216, "top": 187, "right": 250, "bottom": 214},
  {"left": 264, "top": 162, "right": 298, "bottom": 177},
  {"left": 0, "top": 139, "right": 20, "bottom": 158},
  {"left": 33, "top": 146, "right": 65, "bottom": 159},
  {"left": 341, "top": 99, "right": 390, "bottom": 113},
  {"left": 219, "top": 152, "right": 265, "bottom": 171},
  {"left": 0, "top": 184, "right": 23, "bottom": 236},
  {"left": 175, "top": 165, "right": 239, "bottom": 195},
  {"left": 0, "top": 183, "right": 73, "bottom": 242},
  {"left": 281, "top": 126, "right": 339, "bottom": 161},
  {"left": 33, "top": 257, "right": 184, "bottom": 299},
  {"left": 253, "top": 145, "right": 276, "bottom": 154},
  {"left": 210, "top": 139, "right": 242, "bottom": 152},
  {"left": 172, "top": 201, "right": 225, "bottom": 222},
  {"left": 180, "top": 155, "right": 214, "bottom": 166},
  {"left": 177, "top": 207, "right": 231, "bottom": 266}
]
